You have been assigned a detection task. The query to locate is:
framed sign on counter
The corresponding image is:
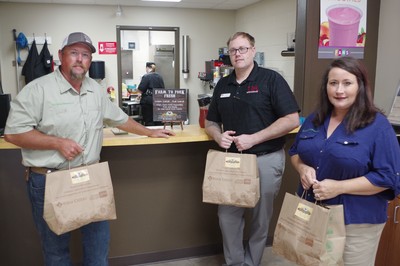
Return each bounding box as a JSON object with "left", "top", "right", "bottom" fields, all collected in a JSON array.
[{"left": 153, "top": 88, "right": 188, "bottom": 124}]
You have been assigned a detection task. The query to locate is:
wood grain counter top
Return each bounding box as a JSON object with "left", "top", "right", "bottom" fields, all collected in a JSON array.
[
  {"left": 102, "top": 124, "right": 213, "bottom": 147},
  {"left": 0, "top": 124, "right": 299, "bottom": 150},
  {"left": 0, "top": 124, "right": 213, "bottom": 149}
]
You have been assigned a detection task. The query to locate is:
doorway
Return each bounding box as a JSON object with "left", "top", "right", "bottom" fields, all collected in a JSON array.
[{"left": 116, "top": 25, "right": 180, "bottom": 108}]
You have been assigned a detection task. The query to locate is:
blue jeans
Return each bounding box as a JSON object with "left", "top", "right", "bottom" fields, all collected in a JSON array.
[{"left": 27, "top": 171, "right": 110, "bottom": 266}]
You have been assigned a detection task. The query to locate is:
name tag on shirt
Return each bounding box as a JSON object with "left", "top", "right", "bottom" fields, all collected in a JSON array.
[{"left": 220, "top": 93, "right": 231, "bottom": 98}]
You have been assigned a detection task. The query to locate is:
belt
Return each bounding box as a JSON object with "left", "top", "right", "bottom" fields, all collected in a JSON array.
[
  {"left": 27, "top": 161, "right": 99, "bottom": 177},
  {"left": 256, "top": 147, "right": 283, "bottom": 157},
  {"left": 25, "top": 167, "right": 58, "bottom": 181},
  {"left": 28, "top": 167, "right": 58, "bottom": 175}
]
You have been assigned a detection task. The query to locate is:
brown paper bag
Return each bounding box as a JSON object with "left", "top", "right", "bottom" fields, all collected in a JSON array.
[
  {"left": 43, "top": 162, "right": 116, "bottom": 235},
  {"left": 202, "top": 149, "right": 259, "bottom": 208},
  {"left": 272, "top": 192, "right": 345, "bottom": 266}
]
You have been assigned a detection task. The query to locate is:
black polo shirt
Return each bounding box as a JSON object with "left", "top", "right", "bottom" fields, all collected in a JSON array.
[{"left": 207, "top": 62, "right": 300, "bottom": 155}]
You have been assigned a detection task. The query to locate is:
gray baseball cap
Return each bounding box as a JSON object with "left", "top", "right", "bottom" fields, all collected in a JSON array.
[{"left": 61, "top": 32, "right": 96, "bottom": 53}]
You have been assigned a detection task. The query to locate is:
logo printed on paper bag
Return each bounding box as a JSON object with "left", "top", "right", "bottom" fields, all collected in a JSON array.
[
  {"left": 225, "top": 156, "right": 241, "bottom": 168},
  {"left": 294, "top": 203, "right": 313, "bottom": 221},
  {"left": 70, "top": 169, "right": 90, "bottom": 184}
]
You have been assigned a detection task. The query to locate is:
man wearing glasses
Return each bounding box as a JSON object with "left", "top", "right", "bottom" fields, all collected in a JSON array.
[
  {"left": 205, "top": 32, "right": 300, "bottom": 266},
  {"left": 4, "top": 32, "right": 174, "bottom": 265}
]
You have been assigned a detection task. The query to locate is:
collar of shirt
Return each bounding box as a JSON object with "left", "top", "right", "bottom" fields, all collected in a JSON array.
[
  {"left": 228, "top": 61, "right": 259, "bottom": 85},
  {"left": 55, "top": 67, "right": 93, "bottom": 95}
]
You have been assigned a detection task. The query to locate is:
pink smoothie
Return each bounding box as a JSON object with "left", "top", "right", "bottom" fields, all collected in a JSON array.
[{"left": 327, "top": 5, "right": 362, "bottom": 47}]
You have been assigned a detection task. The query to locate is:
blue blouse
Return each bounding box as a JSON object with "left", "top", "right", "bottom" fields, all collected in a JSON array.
[{"left": 289, "top": 112, "right": 400, "bottom": 225}]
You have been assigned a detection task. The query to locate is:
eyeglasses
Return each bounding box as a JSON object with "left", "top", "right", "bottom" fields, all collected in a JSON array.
[
  {"left": 65, "top": 50, "right": 92, "bottom": 60},
  {"left": 227, "top": 47, "right": 252, "bottom": 55}
]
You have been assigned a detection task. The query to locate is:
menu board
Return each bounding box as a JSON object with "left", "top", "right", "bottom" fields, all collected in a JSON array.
[
  {"left": 153, "top": 89, "right": 188, "bottom": 122},
  {"left": 388, "top": 83, "right": 400, "bottom": 126}
]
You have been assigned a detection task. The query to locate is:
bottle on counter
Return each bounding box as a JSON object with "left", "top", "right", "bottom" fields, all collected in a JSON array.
[{"left": 197, "top": 95, "right": 212, "bottom": 128}]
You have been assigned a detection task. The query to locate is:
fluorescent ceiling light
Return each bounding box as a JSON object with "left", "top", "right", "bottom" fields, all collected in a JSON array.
[{"left": 141, "top": 0, "right": 182, "bottom": 2}]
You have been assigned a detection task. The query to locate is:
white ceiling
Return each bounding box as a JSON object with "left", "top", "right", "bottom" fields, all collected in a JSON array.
[{"left": 0, "top": 0, "right": 262, "bottom": 10}]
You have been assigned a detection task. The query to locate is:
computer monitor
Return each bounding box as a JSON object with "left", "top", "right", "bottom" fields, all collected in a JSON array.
[{"left": 0, "top": 94, "right": 11, "bottom": 136}]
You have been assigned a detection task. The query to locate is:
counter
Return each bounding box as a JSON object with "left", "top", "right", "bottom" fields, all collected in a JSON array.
[
  {"left": 0, "top": 124, "right": 299, "bottom": 265},
  {"left": 0, "top": 124, "right": 298, "bottom": 149},
  {"left": 0, "top": 124, "right": 213, "bottom": 149}
]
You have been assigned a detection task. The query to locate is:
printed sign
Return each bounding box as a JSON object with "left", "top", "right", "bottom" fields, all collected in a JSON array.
[
  {"left": 318, "top": 0, "right": 367, "bottom": 59},
  {"left": 98, "top": 42, "right": 117, "bottom": 55},
  {"left": 153, "top": 89, "right": 188, "bottom": 122}
]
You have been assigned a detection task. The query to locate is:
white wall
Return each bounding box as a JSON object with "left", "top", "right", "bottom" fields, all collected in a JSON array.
[
  {"left": 374, "top": 0, "right": 400, "bottom": 114},
  {"left": 0, "top": 1, "right": 299, "bottom": 124},
  {"left": 235, "top": 0, "right": 296, "bottom": 90},
  {"left": 0, "top": 3, "right": 236, "bottom": 124}
]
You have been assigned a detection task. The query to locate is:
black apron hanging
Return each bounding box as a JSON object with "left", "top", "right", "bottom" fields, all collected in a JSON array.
[
  {"left": 37, "top": 39, "right": 53, "bottom": 77},
  {"left": 21, "top": 40, "right": 39, "bottom": 84}
]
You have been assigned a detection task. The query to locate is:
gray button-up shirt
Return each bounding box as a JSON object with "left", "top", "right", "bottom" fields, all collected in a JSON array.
[{"left": 5, "top": 68, "right": 128, "bottom": 169}]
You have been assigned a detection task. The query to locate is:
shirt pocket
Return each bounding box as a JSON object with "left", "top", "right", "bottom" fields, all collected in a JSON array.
[
  {"left": 331, "top": 138, "right": 365, "bottom": 165},
  {"left": 296, "top": 130, "right": 319, "bottom": 155},
  {"left": 46, "top": 102, "right": 81, "bottom": 134},
  {"left": 298, "top": 130, "right": 318, "bottom": 140}
]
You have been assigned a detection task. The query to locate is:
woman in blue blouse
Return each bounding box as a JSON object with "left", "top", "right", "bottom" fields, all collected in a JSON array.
[{"left": 289, "top": 57, "right": 400, "bottom": 266}]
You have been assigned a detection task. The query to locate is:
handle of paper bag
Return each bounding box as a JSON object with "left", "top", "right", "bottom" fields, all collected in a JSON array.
[
  {"left": 66, "top": 153, "right": 87, "bottom": 170},
  {"left": 224, "top": 149, "right": 243, "bottom": 154},
  {"left": 300, "top": 190, "right": 328, "bottom": 208}
]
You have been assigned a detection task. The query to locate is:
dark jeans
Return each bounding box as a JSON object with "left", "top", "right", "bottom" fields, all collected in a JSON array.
[{"left": 27, "top": 171, "right": 110, "bottom": 266}]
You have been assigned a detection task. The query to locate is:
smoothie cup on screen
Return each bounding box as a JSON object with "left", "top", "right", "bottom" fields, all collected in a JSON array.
[{"left": 326, "top": 5, "right": 363, "bottom": 47}]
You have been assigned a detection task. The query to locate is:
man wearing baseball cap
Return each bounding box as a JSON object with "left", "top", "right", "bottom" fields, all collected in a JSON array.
[
  {"left": 61, "top": 31, "right": 96, "bottom": 53},
  {"left": 4, "top": 32, "right": 175, "bottom": 265}
]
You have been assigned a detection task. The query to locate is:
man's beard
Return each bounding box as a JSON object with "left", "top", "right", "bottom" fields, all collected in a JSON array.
[
  {"left": 70, "top": 70, "right": 86, "bottom": 80},
  {"left": 69, "top": 64, "right": 87, "bottom": 80}
]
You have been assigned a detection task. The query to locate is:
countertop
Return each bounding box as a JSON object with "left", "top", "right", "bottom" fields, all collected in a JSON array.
[
  {"left": 0, "top": 124, "right": 299, "bottom": 150},
  {"left": 0, "top": 124, "right": 212, "bottom": 149}
]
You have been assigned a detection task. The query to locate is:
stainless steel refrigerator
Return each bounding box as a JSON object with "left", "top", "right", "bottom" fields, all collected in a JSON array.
[{"left": 150, "top": 45, "right": 175, "bottom": 88}]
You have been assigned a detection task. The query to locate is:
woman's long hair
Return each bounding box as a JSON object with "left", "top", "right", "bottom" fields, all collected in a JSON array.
[{"left": 313, "top": 57, "right": 381, "bottom": 133}]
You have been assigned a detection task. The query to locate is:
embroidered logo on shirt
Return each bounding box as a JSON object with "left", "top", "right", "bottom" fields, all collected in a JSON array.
[{"left": 246, "top": 85, "right": 259, "bottom": 93}]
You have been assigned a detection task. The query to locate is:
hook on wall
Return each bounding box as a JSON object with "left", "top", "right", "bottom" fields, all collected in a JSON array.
[{"left": 26, "top": 34, "right": 52, "bottom": 45}]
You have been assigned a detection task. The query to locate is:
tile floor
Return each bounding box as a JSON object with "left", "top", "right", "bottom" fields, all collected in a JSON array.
[{"left": 135, "top": 246, "right": 297, "bottom": 266}]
